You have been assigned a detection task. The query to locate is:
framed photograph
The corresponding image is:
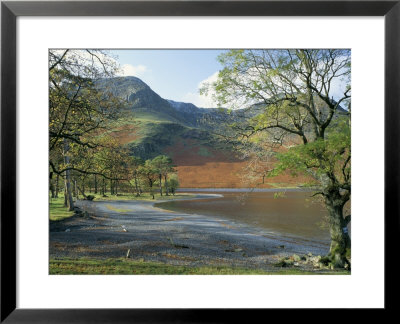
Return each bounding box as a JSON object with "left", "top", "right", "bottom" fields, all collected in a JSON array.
[{"left": 1, "top": 0, "right": 398, "bottom": 321}]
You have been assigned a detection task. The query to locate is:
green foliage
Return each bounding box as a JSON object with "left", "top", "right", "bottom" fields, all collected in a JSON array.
[
  {"left": 138, "top": 160, "right": 159, "bottom": 192},
  {"left": 151, "top": 155, "right": 174, "bottom": 175},
  {"left": 270, "top": 118, "right": 350, "bottom": 185},
  {"left": 135, "top": 155, "right": 175, "bottom": 196},
  {"left": 49, "top": 50, "right": 123, "bottom": 153},
  {"left": 167, "top": 174, "right": 179, "bottom": 194},
  {"left": 210, "top": 49, "right": 352, "bottom": 267},
  {"left": 130, "top": 156, "right": 144, "bottom": 169},
  {"left": 49, "top": 49, "right": 133, "bottom": 201}
]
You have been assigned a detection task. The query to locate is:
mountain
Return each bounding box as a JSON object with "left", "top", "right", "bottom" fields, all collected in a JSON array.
[
  {"left": 100, "top": 77, "right": 254, "bottom": 187},
  {"left": 103, "top": 76, "right": 344, "bottom": 188},
  {"left": 101, "top": 77, "right": 229, "bottom": 163},
  {"left": 100, "top": 76, "right": 188, "bottom": 124}
]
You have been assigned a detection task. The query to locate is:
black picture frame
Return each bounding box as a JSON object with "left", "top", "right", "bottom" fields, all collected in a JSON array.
[{"left": 1, "top": 0, "right": 398, "bottom": 322}]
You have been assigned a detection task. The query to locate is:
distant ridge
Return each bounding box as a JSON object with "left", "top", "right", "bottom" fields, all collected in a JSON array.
[{"left": 100, "top": 76, "right": 348, "bottom": 189}]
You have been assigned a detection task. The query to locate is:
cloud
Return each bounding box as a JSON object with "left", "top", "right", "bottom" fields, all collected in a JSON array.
[
  {"left": 181, "top": 72, "right": 219, "bottom": 108},
  {"left": 119, "top": 64, "right": 148, "bottom": 77},
  {"left": 329, "top": 76, "right": 350, "bottom": 101}
]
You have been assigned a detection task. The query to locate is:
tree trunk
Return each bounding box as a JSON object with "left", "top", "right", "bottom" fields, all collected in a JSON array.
[
  {"left": 148, "top": 178, "right": 154, "bottom": 199},
  {"left": 75, "top": 179, "right": 79, "bottom": 199},
  {"left": 55, "top": 173, "right": 59, "bottom": 198},
  {"left": 134, "top": 172, "right": 140, "bottom": 197},
  {"left": 64, "top": 173, "right": 74, "bottom": 211},
  {"left": 164, "top": 174, "right": 169, "bottom": 196},
  {"left": 76, "top": 184, "right": 87, "bottom": 199},
  {"left": 94, "top": 174, "right": 98, "bottom": 194},
  {"left": 159, "top": 174, "right": 162, "bottom": 196},
  {"left": 63, "top": 139, "right": 74, "bottom": 211},
  {"left": 64, "top": 186, "right": 68, "bottom": 207},
  {"left": 325, "top": 195, "right": 351, "bottom": 269},
  {"left": 49, "top": 172, "right": 55, "bottom": 199},
  {"left": 50, "top": 183, "right": 55, "bottom": 198}
]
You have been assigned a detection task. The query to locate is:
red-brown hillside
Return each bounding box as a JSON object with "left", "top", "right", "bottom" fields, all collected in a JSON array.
[{"left": 163, "top": 139, "right": 309, "bottom": 189}]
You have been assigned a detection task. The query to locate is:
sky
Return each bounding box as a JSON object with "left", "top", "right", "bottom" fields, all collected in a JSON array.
[
  {"left": 110, "top": 49, "right": 225, "bottom": 108},
  {"left": 109, "top": 49, "right": 349, "bottom": 109}
]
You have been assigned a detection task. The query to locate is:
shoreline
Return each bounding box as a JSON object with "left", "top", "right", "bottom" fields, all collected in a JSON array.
[
  {"left": 50, "top": 194, "right": 329, "bottom": 271},
  {"left": 177, "top": 188, "right": 318, "bottom": 192}
]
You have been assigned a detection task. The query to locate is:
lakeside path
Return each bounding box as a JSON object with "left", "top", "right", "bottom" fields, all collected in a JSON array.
[{"left": 50, "top": 194, "right": 330, "bottom": 271}]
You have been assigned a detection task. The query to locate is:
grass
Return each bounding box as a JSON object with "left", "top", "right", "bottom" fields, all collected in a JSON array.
[
  {"left": 49, "top": 196, "right": 74, "bottom": 221},
  {"left": 133, "top": 111, "right": 176, "bottom": 123},
  {"left": 49, "top": 258, "right": 348, "bottom": 275}
]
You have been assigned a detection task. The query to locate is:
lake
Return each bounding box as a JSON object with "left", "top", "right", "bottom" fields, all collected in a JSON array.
[{"left": 156, "top": 190, "right": 337, "bottom": 243}]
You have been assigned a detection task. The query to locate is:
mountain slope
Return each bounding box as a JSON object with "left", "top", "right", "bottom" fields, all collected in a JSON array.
[
  {"left": 102, "top": 77, "right": 225, "bottom": 162},
  {"left": 105, "top": 76, "right": 341, "bottom": 188}
]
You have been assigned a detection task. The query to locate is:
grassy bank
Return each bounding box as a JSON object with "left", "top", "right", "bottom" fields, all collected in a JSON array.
[
  {"left": 49, "top": 258, "right": 349, "bottom": 275},
  {"left": 49, "top": 196, "right": 74, "bottom": 221}
]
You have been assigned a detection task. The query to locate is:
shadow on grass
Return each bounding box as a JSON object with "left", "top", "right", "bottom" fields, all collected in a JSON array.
[{"left": 50, "top": 258, "right": 350, "bottom": 275}]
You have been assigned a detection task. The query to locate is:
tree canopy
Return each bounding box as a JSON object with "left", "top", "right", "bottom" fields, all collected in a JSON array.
[
  {"left": 49, "top": 50, "right": 130, "bottom": 209},
  {"left": 206, "top": 49, "right": 351, "bottom": 268}
]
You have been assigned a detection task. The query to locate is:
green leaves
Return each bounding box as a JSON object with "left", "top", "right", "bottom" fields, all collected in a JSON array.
[
  {"left": 211, "top": 49, "right": 351, "bottom": 190},
  {"left": 271, "top": 118, "right": 350, "bottom": 184},
  {"left": 49, "top": 49, "right": 131, "bottom": 181},
  {"left": 151, "top": 155, "right": 174, "bottom": 174}
]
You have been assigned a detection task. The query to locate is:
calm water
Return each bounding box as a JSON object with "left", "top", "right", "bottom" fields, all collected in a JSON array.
[{"left": 156, "top": 191, "right": 333, "bottom": 242}]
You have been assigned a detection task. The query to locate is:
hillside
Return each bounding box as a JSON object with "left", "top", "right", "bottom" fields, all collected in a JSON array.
[{"left": 104, "top": 76, "right": 316, "bottom": 188}]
